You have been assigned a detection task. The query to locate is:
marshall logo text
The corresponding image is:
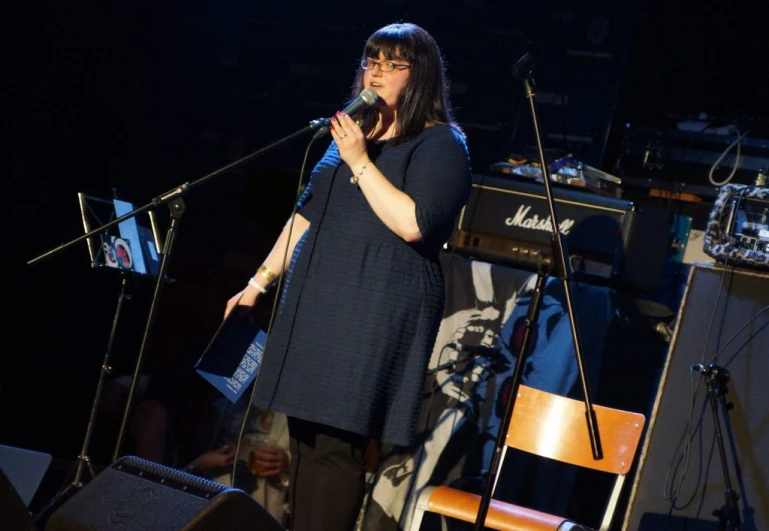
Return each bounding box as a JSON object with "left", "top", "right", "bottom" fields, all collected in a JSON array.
[{"left": 505, "top": 205, "right": 576, "bottom": 235}]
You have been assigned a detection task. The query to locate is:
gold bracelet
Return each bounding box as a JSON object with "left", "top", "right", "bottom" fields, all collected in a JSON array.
[{"left": 257, "top": 265, "right": 278, "bottom": 284}]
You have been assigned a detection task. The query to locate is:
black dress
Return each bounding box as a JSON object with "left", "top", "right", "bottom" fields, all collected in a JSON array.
[{"left": 252, "top": 124, "right": 471, "bottom": 446}]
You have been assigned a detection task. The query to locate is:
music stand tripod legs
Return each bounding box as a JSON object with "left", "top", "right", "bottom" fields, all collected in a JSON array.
[{"left": 33, "top": 273, "right": 133, "bottom": 525}]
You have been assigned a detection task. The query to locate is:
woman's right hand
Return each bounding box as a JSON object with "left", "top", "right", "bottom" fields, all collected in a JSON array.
[{"left": 224, "top": 287, "right": 259, "bottom": 320}]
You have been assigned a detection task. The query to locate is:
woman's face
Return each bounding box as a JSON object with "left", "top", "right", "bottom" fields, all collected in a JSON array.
[{"left": 363, "top": 51, "right": 411, "bottom": 112}]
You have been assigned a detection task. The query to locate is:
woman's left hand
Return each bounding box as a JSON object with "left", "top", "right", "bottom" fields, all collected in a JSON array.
[{"left": 329, "top": 112, "right": 369, "bottom": 170}]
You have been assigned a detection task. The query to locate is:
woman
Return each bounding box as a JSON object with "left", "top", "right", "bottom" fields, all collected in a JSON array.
[{"left": 225, "top": 22, "right": 471, "bottom": 531}]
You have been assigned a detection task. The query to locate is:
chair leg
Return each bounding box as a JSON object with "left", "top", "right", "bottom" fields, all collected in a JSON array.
[
  {"left": 409, "top": 486, "right": 437, "bottom": 531},
  {"left": 598, "top": 475, "right": 625, "bottom": 531}
]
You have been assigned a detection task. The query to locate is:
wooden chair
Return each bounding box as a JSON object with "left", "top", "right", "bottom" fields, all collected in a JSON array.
[{"left": 409, "top": 384, "right": 646, "bottom": 531}]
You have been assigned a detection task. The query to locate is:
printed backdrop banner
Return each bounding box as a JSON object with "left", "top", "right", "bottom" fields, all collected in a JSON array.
[{"left": 361, "top": 253, "right": 618, "bottom": 531}]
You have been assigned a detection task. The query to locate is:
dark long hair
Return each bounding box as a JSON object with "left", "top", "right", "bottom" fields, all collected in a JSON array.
[{"left": 350, "top": 22, "right": 463, "bottom": 142}]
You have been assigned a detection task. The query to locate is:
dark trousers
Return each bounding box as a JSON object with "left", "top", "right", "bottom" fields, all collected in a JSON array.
[{"left": 287, "top": 417, "right": 369, "bottom": 531}]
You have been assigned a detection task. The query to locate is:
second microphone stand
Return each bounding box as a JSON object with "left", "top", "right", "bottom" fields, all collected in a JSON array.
[{"left": 472, "top": 54, "right": 603, "bottom": 531}]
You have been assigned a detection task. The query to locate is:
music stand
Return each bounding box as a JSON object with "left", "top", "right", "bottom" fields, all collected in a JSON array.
[
  {"left": 78, "top": 193, "right": 164, "bottom": 278},
  {"left": 33, "top": 192, "right": 164, "bottom": 525}
]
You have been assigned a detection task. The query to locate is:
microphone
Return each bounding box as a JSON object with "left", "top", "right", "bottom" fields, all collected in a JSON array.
[
  {"left": 311, "top": 88, "right": 379, "bottom": 139},
  {"left": 512, "top": 52, "right": 535, "bottom": 80}
]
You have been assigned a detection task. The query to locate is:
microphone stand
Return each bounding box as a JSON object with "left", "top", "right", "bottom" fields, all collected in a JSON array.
[
  {"left": 472, "top": 54, "right": 603, "bottom": 531},
  {"left": 699, "top": 363, "right": 742, "bottom": 530},
  {"left": 27, "top": 117, "right": 331, "bottom": 463}
]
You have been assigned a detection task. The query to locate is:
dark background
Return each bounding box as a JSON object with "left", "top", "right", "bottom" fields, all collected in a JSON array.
[{"left": 2, "top": 0, "right": 767, "bottom": 515}]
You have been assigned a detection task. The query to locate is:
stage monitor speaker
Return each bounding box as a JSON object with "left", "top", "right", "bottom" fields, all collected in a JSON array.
[
  {"left": 45, "top": 456, "right": 283, "bottom": 531},
  {"left": 622, "top": 264, "right": 769, "bottom": 530}
]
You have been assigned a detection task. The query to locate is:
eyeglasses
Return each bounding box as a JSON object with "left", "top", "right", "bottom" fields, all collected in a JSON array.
[{"left": 360, "top": 59, "right": 410, "bottom": 72}]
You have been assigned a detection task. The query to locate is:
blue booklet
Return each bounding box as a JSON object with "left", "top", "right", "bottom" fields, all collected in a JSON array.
[{"left": 195, "top": 304, "right": 267, "bottom": 403}]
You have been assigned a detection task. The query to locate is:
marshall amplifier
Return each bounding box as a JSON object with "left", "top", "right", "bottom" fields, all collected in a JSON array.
[{"left": 450, "top": 174, "right": 672, "bottom": 292}]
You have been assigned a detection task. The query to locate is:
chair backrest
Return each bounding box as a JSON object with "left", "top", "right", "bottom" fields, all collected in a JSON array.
[{"left": 505, "top": 385, "right": 645, "bottom": 476}]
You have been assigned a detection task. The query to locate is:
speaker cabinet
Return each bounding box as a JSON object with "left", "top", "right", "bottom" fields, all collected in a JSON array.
[
  {"left": 622, "top": 264, "right": 769, "bottom": 530},
  {"left": 46, "top": 456, "right": 283, "bottom": 531}
]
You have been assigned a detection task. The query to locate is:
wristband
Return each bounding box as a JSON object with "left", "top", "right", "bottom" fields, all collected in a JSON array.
[{"left": 248, "top": 277, "right": 268, "bottom": 294}]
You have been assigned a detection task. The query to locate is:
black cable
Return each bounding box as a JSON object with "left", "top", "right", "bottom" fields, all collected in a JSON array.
[
  {"left": 229, "top": 135, "right": 320, "bottom": 486},
  {"left": 707, "top": 304, "right": 769, "bottom": 367}
]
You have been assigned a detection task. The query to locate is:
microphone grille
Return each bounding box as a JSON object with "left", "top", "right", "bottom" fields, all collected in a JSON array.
[{"left": 360, "top": 88, "right": 378, "bottom": 105}]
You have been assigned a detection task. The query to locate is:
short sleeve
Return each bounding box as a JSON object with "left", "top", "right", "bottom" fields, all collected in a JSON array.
[
  {"left": 296, "top": 143, "right": 340, "bottom": 224},
  {"left": 296, "top": 178, "right": 318, "bottom": 223},
  {"left": 403, "top": 126, "right": 472, "bottom": 246}
]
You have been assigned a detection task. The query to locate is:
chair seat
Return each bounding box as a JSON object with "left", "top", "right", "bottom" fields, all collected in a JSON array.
[{"left": 415, "top": 486, "right": 593, "bottom": 531}]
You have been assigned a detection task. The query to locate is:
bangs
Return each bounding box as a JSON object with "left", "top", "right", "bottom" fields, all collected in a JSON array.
[{"left": 364, "top": 27, "right": 415, "bottom": 62}]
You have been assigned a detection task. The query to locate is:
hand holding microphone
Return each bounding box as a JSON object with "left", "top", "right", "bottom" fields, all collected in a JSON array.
[
  {"left": 329, "top": 111, "right": 371, "bottom": 172},
  {"left": 311, "top": 88, "right": 379, "bottom": 139}
]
